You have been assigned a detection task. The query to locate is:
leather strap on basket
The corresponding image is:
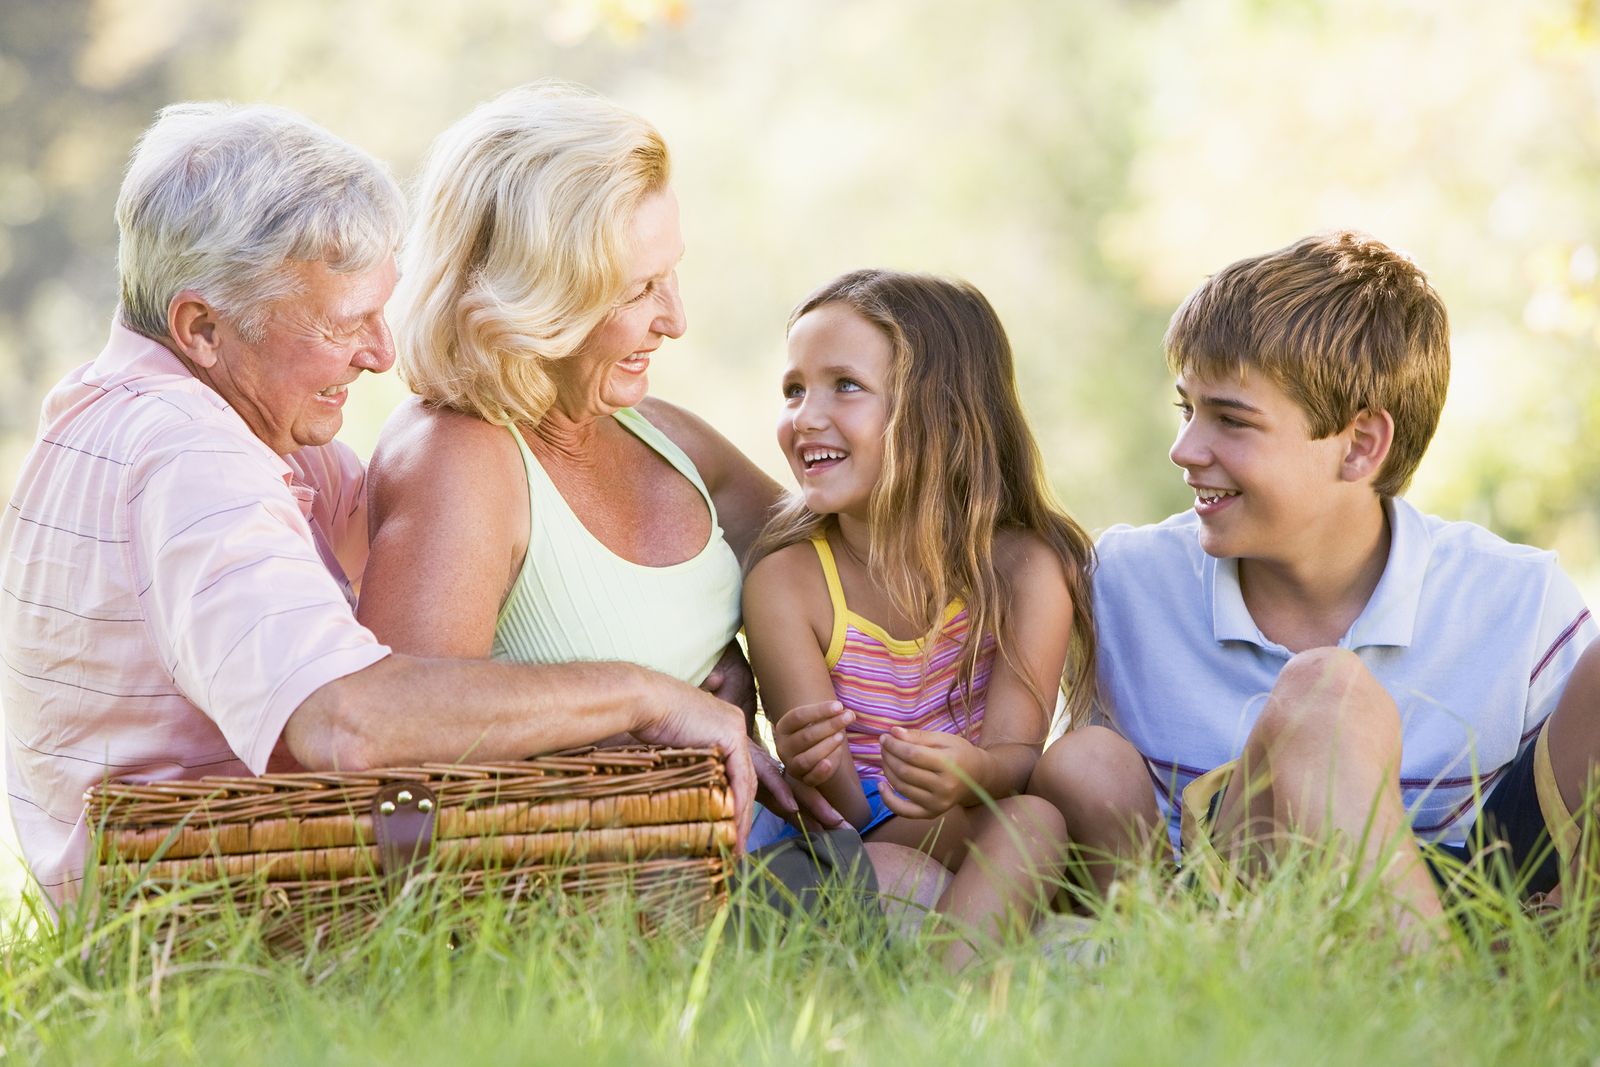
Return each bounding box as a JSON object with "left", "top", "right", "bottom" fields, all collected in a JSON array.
[{"left": 372, "top": 781, "right": 438, "bottom": 888}]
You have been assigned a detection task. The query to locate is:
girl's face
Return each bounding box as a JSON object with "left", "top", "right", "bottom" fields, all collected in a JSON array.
[{"left": 779, "top": 302, "right": 893, "bottom": 523}]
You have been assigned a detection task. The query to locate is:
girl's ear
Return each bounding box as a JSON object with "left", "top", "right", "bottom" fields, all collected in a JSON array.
[{"left": 1340, "top": 408, "right": 1394, "bottom": 484}]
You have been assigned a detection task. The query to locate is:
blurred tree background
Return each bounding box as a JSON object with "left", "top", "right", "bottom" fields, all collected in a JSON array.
[{"left": 2, "top": 0, "right": 1599, "bottom": 570}]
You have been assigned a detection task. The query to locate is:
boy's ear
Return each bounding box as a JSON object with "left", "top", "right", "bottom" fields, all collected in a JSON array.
[{"left": 1340, "top": 408, "right": 1395, "bottom": 484}]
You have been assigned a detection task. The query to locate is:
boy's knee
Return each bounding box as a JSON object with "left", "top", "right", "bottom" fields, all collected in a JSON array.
[{"left": 1257, "top": 647, "right": 1399, "bottom": 757}]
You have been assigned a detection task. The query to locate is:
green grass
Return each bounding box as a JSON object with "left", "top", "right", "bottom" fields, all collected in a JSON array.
[{"left": 1, "top": 849, "right": 1596, "bottom": 1067}]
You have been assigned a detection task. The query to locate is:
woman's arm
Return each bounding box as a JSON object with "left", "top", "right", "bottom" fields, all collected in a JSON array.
[
  {"left": 636, "top": 396, "right": 782, "bottom": 563},
  {"left": 356, "top": 398, "right": 527, "bottom": 656},
  {"left": 879, "top": 530, "right": 1074, "bottom": 814},
  {"left": 743, "top": 544, "right": 873, "bottom": 829}
]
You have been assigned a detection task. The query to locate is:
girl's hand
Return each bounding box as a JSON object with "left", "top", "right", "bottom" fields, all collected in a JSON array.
[
  {"left": 879, "top": 728, "right": 990, "bottom": 819},
  {"left": 773, "top": 700, "right": 853, "bottom": 787}
]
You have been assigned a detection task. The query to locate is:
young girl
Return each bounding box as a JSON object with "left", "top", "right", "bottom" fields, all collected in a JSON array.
[{"left": 742, "top": 269, "right": 1097, "bottom": 968}]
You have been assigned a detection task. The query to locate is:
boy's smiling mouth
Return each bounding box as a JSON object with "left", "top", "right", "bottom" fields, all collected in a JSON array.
[{"left": 1191, "top": 485, "right": 1240, "bottom": 514}]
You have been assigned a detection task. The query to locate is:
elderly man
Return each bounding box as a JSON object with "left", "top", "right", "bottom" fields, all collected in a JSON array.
[{"left": 0, "top": 102, "right": 756, "bottom": 907}]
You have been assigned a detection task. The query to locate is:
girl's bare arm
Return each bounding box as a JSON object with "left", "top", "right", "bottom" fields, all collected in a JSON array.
[{"left": 743, "top": 543, "right": 874, "bottom": 828}]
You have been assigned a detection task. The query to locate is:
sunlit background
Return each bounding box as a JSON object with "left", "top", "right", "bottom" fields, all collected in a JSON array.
[{"left": 2, "top": 0, "right": 1598, "bottom": 897}]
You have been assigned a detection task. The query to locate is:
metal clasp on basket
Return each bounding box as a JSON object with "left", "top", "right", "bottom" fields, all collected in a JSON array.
[{"left": 372, "top": 780, "right": 438, "bottom": 889}]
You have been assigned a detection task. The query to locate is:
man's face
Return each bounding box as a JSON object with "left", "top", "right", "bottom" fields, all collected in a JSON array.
[
  {"left": 1168, "top": 367, "right": 1351, "bottom": 564},
  {"left": 206, "top": 258, "right": 397, "bottom": 455}
]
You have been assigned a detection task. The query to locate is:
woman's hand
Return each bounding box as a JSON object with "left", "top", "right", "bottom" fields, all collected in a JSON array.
[
  {"left": 700, "top": 640, "right": 758, "bottom": 728},
  {"left": 878, "top": 727, "right": 994, "bottom": 820},
  {"left": 772, "top": 700, "right": 852, "bottom": 787},
  {"left": 748, "top": 739, "right": 846, "bottom": 831}
]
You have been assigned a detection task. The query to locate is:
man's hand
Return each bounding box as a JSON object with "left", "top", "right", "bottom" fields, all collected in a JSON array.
[
  {"left": 630, "top": 680, "right": 758, "bottom": 852},
  {"left": 772, "top": 700, "right": 851, "bottom": 787},
  {"left": 879, "top": 727, "right": 990, "bottom": 820},
  {"left": 701, "top": 640, "right": 758, "bottom": 729}
]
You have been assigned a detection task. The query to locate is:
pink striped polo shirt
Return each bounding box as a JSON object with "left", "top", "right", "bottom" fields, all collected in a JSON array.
[
  {"left": 809, "top": 535, "right": 996, "bottom": 783},
  {"left": 1, "top": 322, "right": 390, "bottom": 905}
]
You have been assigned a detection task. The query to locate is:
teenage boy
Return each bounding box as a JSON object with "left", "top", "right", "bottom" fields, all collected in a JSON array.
[{"left": 1030, "top": 231, "right": 1600, "bottom": 937}]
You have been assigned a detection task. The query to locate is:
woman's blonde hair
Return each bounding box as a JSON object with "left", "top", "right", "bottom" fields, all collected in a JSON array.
[
  {"left": 395, "top": 81, "right": 670, "bottom": 424},
  {"left": 752, "top": 270, "right": 1099, "bottom": 731}
]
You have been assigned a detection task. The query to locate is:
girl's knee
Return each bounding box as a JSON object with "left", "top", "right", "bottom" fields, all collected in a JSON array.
[
  {"left": 1030, "top": 726, "right": 1150, "bottom": 814},
  {"left": 992, "top": 792, "right": 1068, "bottom": 837}
]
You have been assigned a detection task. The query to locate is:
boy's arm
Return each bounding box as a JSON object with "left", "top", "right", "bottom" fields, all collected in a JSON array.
[
  {"left": 743, "top": 547, "right": 873, "bottom": 829},
  {"left": 879, "top": 531, "right": 1073, "bottom": 813},
  {"left": 1523, "top": 565, "right": 1598, "bottom": 739}
]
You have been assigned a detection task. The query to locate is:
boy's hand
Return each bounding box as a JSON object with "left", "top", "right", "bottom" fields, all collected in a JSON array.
[
  {"left": 773, "top": 700, "right": 852, "bottom": 787},
  {"left": 879, "top": 728, "right": 988, "bottom": 819}
]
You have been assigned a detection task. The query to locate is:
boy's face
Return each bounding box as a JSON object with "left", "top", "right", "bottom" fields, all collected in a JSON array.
[{"left": 1169, "top": 368, "right": 1355, "bottom": 563}]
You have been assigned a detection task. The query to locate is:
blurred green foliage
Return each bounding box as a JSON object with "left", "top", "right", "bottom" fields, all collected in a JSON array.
[{"left": 2, "top": 0, "right": 1598, "bottom": 568}]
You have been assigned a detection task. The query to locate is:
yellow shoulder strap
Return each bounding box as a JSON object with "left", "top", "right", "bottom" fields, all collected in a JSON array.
[{"left": 809, "top": 533, "right": 849, "bottom": 667}]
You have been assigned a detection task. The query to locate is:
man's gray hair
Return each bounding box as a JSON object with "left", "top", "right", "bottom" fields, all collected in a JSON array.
[{"left": 116, "top": 102, "right": 405, "bottom": 341}]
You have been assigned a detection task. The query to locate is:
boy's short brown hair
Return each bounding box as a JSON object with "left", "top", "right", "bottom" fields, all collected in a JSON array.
[{"left": 1164, "top": 231, "right": 1450, "bottom": 497}]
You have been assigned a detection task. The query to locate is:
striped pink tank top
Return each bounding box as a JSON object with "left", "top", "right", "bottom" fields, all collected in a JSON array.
[{"left": 810, "top": 534, "right": 997, "bottom": 784}]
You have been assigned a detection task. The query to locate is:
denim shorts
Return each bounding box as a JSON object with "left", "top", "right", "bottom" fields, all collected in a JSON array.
[{"left": 766, "top": 776, "right": 899, "bottom": 844}]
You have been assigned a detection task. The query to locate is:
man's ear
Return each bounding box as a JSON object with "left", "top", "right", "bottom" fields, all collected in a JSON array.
[
  {"left": 166, "top": 291, "right": 222, "bottom": 369},
  {"left": 1341, "top": 408, "right": 1395, "bottom": 483}
]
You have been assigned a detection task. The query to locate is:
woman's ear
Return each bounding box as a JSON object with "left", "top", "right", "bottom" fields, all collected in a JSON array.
[{"left": 1341, "top": 408, "right": 1395, "bottom": 484}]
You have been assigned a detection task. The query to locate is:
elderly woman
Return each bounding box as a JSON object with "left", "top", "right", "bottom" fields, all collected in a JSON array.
[{"left": 357, "top": 83, "right": 823, "bottom": 843}]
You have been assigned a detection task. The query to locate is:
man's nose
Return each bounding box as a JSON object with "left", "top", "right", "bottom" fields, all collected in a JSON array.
[{"left": 354, "top": 318, "right": 396, "bottom": 374}]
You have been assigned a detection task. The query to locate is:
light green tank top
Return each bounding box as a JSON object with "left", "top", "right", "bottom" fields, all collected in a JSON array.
[{"left": 491, "top": 407, "right": 742, "bottom": 685}]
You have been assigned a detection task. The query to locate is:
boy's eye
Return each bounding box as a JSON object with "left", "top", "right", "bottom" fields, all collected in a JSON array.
[
  {"left": 1218, "top": 415, "right": 1249, "bottom": 429},
  {"left": 1173, "top": 401, "right": 1193, "bottom": 420},
  {"left": 782, "top": 381, "right": 804, "bottom": 400}
]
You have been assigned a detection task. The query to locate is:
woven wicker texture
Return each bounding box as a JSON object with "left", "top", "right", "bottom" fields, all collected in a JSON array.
[{"left": 86, "top": 746, "right": 737, "bottom": 942}]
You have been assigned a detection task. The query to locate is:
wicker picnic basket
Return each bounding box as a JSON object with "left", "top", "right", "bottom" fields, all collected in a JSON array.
[{"left": 85, "top": 746, "right": 737, "bottom": 945}]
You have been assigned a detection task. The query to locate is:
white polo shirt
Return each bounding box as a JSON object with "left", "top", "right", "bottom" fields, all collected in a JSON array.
[{"left": 1093, "top": 497, "right": 1595, "bottom": 851}]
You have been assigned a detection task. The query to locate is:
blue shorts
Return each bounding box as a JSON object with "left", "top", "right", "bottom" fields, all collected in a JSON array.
[
  {"left": 1427, "top": 733, "right": 1561, "bottom": 895},
  {"left": 767, "top": 777, "right": 898, "bottom": 844}
]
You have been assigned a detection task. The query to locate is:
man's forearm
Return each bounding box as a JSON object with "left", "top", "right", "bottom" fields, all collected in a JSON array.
[{"left": 285, "top": 654, "right": 663, "bottom": 772}]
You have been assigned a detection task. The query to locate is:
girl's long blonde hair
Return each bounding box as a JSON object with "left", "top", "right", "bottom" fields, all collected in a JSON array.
[{"left": 751, "top": 269, "right": 1098, "bottom": 731}]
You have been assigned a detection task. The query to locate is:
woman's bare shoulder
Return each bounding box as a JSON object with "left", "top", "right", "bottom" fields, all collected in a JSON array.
[{"left": 368, "top": 398, "right": 523, "bottom": 511}]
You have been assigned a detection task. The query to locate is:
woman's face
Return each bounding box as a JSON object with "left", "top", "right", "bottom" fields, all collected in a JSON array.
[{"left": 547, "top": 187, "right": 686, "bottom": 422}]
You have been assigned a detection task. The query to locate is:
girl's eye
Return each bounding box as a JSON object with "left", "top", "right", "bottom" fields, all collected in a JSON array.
[
  {"left": 838, "top": 378, "right": 863, "bottom": 393},
  {"left": 782, "top": 381, "right": 804, "bottom": 400}
]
